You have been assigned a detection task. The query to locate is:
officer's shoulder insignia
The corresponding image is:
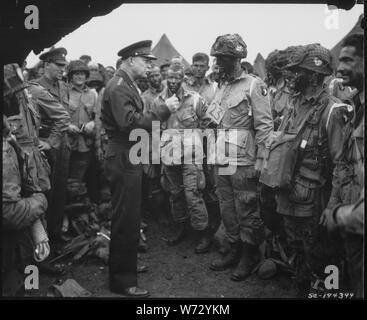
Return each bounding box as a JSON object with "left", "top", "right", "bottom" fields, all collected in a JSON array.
[{"left": 117, "top": 78, "right": 123, "bottom": 86}]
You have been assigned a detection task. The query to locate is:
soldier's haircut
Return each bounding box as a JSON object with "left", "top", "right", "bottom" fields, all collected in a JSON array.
[
  {"left": 168, "top": 64, "right": 184, "bottom": 75},
  {"left": 342, "top": 33, "right": 364, "bottom": 58},
  {"left": 192, "top": 52, "right": 209, "bottom": 64},
  {"left": 148, "top": 65, "right": 160, "bottom": 73},
  {"left": 80, "top": 55, "right": 91, "bottom": 60}
]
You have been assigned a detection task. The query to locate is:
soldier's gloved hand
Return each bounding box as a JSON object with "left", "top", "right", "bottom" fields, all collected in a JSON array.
[
  {"left": 38, "top": 140, "right": 51, "bottom": 151},
  {"left": 165, "top": 95, "right": 180, "bottom": 113},
  {"left": 319, "top": 207, "right": 339, "bottom": 233},
  {"left": 68, "top": 124, "right": 81, "bottom": 135}
]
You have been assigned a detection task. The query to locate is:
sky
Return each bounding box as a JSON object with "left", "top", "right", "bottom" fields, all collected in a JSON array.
[{"left": 25, "top": 3, "right": 363, "bottom": 69}]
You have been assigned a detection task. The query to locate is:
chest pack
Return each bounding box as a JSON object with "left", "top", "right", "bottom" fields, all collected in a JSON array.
[{"left": 259, "top": 97, "right": 331, "bottom": 190}]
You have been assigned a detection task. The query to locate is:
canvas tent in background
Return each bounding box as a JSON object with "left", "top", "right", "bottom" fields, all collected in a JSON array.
[
  {"left": 330, "top": 14, "right": 364, "bottom": 69},
  {"left": 152, "top": 34, "right": 190, "bottom": 68},
  {"left": 253, "top": 53, "right": 266, "bottom": 80}
]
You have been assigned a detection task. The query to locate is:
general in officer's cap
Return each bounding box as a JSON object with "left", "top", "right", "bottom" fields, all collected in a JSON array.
[
  {"left": 39, "top": 47, "right": 68, "bottom": 65},
  {"left": 117, "top": 40, "right": 157, "bottom": 60},
  {"left": 210, "top": 34, "right": 248, "bottom": 59}
]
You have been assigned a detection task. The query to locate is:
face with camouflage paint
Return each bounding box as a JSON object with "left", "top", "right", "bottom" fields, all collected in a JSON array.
[
  {"left": 287, "top": 67, "right": 312, "bottom": 93},
  {"left": 167, "top": 68, "right": 184, "bottom": 94},
  {"left": 216, "top": 55, "right": 238, "bottom": 76}
]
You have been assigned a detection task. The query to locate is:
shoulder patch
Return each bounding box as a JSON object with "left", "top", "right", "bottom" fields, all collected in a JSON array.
[
  {"left": 325, "top": 103, "right": 353, "bottom": 130},
  {"left": 117, "top": 78, "right": 123, "bottom": 86},
  {"left": 261, "top": 85, "right": 268, "bottom": 96}
]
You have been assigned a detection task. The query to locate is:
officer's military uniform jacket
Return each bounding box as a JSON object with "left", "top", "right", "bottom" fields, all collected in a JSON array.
[
  {"left": 34, "top": 76, "right": 71, "bottom": 148},
  {"left": 101, "top": 68, "right": 171, "bottom": 146},
  {"left": 5, "top": 83, "right": 61, "bottom": 193},
  {"left": 94, "top": 87, "right": 107, "bottom": 158},
  {"left": 26, "top": 82, "right": 70, "bottom": 148},
  {"left": 277, "top": 88, "right": 353, "bottom": 217},
  {"left": 36, "top": 75, "right": 69, "bottom": 109},
  {"left": 68, "top": 84, "right": 98, "bottom": 152},
  {"left": 212, "top": 71, "right": 273, "bottom": 167}
]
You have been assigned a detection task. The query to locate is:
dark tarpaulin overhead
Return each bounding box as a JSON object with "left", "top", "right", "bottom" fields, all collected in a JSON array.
[
  {"left": 0, "top": 0, "right": 361, "bottom": 65},
  {"left": 152, "top": 34, "right": 190, "bottom": 68},
  {"left": 0, "top": 0, "right": 124, "bottom": 65}
]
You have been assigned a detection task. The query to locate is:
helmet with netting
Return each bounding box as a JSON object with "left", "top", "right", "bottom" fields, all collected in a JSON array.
[
  {"left": 286, "top": 43, "right": 333, "bottom": 75},
  {"left": 210, "top": 34, "right": 247, "bottom": 59}
]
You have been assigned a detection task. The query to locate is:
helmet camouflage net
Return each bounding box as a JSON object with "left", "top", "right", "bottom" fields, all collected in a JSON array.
[
  {"left": 210, "top": 34, "right": 247, "bottom": 59},
  {"left": 286, "top": 43, "right": 333, "bottom": 75}
]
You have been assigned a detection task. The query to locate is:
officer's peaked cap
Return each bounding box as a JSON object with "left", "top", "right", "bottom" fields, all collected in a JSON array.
[
  {"left": 39, "top": 47, "right": 68, "bottom": 64},
  {"left": 117, "top": 40, "right": 157, "bottom": 60}
]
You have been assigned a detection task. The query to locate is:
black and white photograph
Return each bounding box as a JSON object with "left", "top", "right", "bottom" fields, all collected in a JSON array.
[{"left": 1, "top": 0, "right": 364, "bottom": 304}]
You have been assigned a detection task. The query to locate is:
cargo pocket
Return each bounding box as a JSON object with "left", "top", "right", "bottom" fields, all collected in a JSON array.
[
  {"left": 290, "top": 175, "right": 317, "bottom": 204},
  {"left": 177, "top": 107, "right": 198, "bottom": 128},
  {"left": 238, "top": 190, "right": 257, "bottom": 204},
  {"left": 7, "top": 115, "right": 24, "bottom": 137},
  {"left": 226, "top": 92, "right": 250, "bottom": 126},
  {"left": 226, "top": 130, "right": 255, "bottom": 163},
  {"left": 196, "top": 167, "right": 206, "bottom": 191}
]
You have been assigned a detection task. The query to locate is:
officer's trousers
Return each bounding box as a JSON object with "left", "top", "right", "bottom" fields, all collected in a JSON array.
[
  {"left": 46, "top": 135, "right": 70, "bottom": 240},
  {"left": 104, "top": 142, "right": 142, "bottom": 290},
  {"left": 215, "top": 165, "right": 264, "bottom": 245},
  {"left": 69, "top": 151, "right": 91, "bottom": 181}
]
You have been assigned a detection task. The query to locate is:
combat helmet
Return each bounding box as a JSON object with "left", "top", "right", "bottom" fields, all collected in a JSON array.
[
  {"left": 67, "top": 60, "right": 90, "bottom": 78},
  {"left": 286, "top": 43, "right": 333, "bottom": 75},
  {"left": 210, "top": 34, "right": 247, "bottom": 59}
]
